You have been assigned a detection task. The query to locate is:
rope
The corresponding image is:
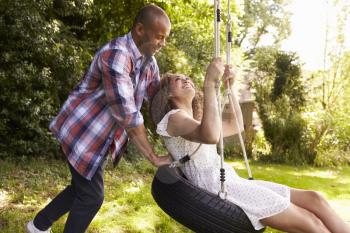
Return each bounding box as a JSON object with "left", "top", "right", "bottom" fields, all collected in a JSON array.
[
  {"left": 215, "top": 0, "right": 254, "bottom": 200},
  {"left": 214, "top": 0, "right": 227, "bottom": 200},
  {"left": 224, "top": 89, "right": 253, "bottom": 179},
  {"left": 224, "top": 0, "right": 253, "bottom": 180}
]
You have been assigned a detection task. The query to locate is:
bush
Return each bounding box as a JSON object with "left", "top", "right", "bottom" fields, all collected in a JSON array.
[
  {"left": 0, "top": 0, "right": 90, "bottom": 158},
  {"left": 0, "top": 0, "right": 239, "bottom": 159},
  {"left": 251, "top": 47, "right": 316, "bottom": 165},
  {"left": 306, "top": 111, "right": 350, "bottom": 166}
]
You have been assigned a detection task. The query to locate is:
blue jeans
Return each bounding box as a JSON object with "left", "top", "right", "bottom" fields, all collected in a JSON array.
[{"left": 33, "top": 159, "right": 106, "bottom": 233}]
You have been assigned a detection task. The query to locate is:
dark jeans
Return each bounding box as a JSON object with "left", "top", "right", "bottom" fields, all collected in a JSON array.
[{"left": 33, "top": 159, "right": 106, "bottom": 233}]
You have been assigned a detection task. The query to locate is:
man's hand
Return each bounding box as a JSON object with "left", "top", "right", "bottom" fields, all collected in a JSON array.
[
  {"left": 126, "top": 124, "right": 172, "bottom": 167},
  {"left": 152, "top": 155, "right": 172, "bottom": 167}
]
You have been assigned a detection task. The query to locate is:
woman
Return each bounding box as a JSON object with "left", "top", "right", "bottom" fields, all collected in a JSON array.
[{"left": 150, "top": 58, "right": 350, "bottom": 233}]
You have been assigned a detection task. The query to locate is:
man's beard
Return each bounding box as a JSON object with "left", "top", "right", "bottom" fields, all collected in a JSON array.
[
  {"left": 142, "top": 43, "right": 155, "bottom": 58},
  {"left": 140, "top": 34, "right": 156, "bottom": 58}
]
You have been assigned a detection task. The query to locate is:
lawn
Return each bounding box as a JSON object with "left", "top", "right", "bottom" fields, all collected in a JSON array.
[{"left": 0, "top": 157, "right": 349, "bottom": 233}]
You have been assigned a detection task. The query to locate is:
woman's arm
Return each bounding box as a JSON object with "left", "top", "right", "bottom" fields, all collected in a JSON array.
[
  {"left": 167, "top": 58, "right": 224, "bottom": 144},
  {"left": 221, "top": 65, "right": 244, "bottom": 137},
  {"left": 222, "top": 90, "right": 245, "bottom": 137}
]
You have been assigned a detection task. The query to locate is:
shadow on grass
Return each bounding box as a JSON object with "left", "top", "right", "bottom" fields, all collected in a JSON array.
[
  {"left": 1, "top": 158, "right": 349, "bottom": 233},
  {"left": 230, "top": 161, "right": 350, "bottom": 200},
  {"left": 0, "top": 158, "right": 190, "bottom": 233}
]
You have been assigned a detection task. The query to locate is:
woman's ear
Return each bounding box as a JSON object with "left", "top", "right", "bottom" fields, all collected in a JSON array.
[{"left": 167, "top": 87, "right": 173, "bottom": 98}]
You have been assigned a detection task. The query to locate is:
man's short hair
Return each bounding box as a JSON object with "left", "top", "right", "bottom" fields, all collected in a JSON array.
[{"left": 133, "top": 4, "right": 168, "bottom": 28}]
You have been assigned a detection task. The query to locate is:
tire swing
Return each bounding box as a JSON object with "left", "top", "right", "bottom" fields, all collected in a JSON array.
[
  {"left": 152, "top": 166, "right": 264, "bottom": 233},
  {"left": 151, "top": 1, "right": 265, "bottom": 232}
]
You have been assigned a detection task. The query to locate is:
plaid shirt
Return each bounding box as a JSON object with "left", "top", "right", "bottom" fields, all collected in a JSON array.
[{"left": 49, "top": 32, "right": 160, "bottom": 180}]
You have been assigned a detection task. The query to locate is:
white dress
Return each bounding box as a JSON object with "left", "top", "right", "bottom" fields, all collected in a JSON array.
[{"left": 156, "top": 109, "right": 290, "bottom": 230}]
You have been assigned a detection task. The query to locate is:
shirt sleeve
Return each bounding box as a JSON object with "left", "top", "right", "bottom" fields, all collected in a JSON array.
[
  {"left": 99, "top": 49, "right": 144, "bottom": 129},
  {"left": 144, "top": 58, "right": 160, "bottom": 102}
]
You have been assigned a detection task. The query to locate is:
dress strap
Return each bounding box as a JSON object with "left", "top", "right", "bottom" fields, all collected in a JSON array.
[
  {"left": 156, "top": 109, "right": 182, "bottom": 137},
  {"left": 169, "top": 143, "right": 202, "bottom": 168}
]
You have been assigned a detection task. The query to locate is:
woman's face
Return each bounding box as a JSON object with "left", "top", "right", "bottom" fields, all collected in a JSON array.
[{"left": 168, "top": 75, "right": 195, "bottom": 100}]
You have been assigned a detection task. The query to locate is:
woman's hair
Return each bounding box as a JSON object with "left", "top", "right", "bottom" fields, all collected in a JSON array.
[{"left": 150, "top": 73, "right": 203, "bottom": 127}]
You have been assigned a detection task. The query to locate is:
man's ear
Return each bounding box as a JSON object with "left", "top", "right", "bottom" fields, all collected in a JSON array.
[{"left": 134, "top": 22, "right": 145, "bottom": 37}]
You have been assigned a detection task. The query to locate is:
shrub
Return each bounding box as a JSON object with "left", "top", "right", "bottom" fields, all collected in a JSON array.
[
  {"left": 251, "top": 47, "right": 316, "bottom": 165},
  {"left": 0, "top": 0, "right": 90, "bottom": 158}
]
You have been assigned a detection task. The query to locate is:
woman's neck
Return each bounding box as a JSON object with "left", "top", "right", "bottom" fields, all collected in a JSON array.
[{"left": 172, "top": 99, "right": 193, "bottom": 117}]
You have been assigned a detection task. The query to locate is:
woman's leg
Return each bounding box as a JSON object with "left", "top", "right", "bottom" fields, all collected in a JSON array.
[
  {"left": 260, "top": 203, "right": 330, "bottom": 233},
  {"left": 290, "top": 188, "right": 350, "bottom": 233}
]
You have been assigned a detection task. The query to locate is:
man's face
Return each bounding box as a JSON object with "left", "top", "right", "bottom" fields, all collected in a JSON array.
[{"left": 138, "top": 17, "right": 171, "bottom": 57}]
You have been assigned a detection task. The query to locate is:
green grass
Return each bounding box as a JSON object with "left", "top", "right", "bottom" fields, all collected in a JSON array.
[{"left": 0, "top": 157, "right": 349, "bottom": 233}]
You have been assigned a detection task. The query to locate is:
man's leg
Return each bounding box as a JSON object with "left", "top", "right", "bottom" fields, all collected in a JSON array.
[
  {"left": 33, "top": 158, "right": 106, "bottom": 232},
  {"left": 33, "top": 165, "right": 77, "bottom": 231},
  {"left": 63, "top": 161, "right": 105, "bottom": 233}
]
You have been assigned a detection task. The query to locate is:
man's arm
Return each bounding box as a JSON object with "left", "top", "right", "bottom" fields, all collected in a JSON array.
[
  {"left": 126, "top": 124, "right": 171, "bottom": 167},
  {"left": 99, "top": 50, "right": 170, "bottom": 166}
]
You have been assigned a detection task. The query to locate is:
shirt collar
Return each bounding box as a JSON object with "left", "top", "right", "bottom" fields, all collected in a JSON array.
[{"left": 127, "top": 32, "right": 143, "bottom": 62}]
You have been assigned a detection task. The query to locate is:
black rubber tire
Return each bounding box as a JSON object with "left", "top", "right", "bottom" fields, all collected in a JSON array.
[{"left": 152, "top": 166, "right": 265, "bottom": 233}]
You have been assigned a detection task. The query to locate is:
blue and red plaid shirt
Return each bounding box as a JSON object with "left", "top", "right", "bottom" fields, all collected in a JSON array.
[{"left": 49, "top": 32, "right": 160, "bottom": 180}]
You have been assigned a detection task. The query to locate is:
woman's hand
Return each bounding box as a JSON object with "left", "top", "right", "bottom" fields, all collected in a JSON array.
[
  {"left": 205, "top": 57, "right": 224, "bottom": 86},
  {"left": 223, "top": 64, "right": 236, "bottom": 89}
]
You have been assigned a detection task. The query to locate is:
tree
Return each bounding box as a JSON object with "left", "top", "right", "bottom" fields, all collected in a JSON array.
[
  {"left": 0, "top": 0, "right": 238, "bottom": 158},
  {"left": 251, "top": 47, "right": 316, "bottom": 164},
  {"left": 0, "top": 0, "right": 92, "bottom": 158},
  {"left": 235, "top": 0, "right": 292, "bottom": 50},
  {"left": 305, "top": 0, "right": 350, "bottom": 165}
]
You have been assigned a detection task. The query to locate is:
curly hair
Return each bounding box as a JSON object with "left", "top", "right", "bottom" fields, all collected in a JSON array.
[{"left": 150, "top": 73, "right": 203, "bottom": 128}]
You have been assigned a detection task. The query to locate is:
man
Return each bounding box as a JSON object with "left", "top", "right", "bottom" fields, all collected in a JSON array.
[{"left": 26, "top": 4, "right": 172, "bottom": 233}]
